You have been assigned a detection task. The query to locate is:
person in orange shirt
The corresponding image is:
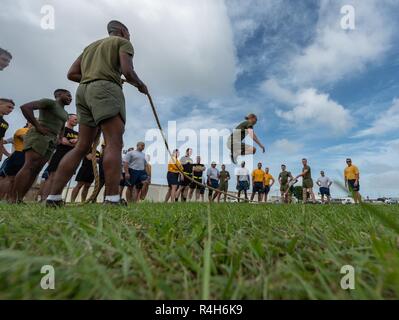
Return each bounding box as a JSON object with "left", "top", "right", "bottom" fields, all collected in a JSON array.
[
  {"left": 344, "top": 158, "right": 361, "bottom": 204},
  {"left": 251, "top": 162, "right": 265, "bottom": 202},
  {"left": 0, "top": 122, "right": 32, "bottom": 200},
  {"left": 263, "top": 167, "right": 275, "bottom": 203},
  {"left": 165, "top": 149, "right": 183, "bottom": 203}
]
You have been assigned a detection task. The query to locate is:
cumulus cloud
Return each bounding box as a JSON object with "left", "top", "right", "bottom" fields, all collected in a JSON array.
[
  {"left": 0, "top": 0, "right": 237, "bottom": 135},
  {"left": 272, "top": 139, "right": 303, "bottom": 155},
  {"left": 262, "top": 80, "right": 353, "bottom": 134},
  {"left": 354, "top": 99, "right": 399, "bottom": 137},
  {"left": 289, "top": 0, "right": 394, "bottom": 85}
]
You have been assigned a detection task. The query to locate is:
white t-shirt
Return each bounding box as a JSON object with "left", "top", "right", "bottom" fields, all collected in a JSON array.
[
  {"left": 235, "top": 167, "right": 250, "bottom": 182},
  {"left": 123, "top": 150, "right": 146, "bottom": 170},
  {"left": 317, "top": 176, "right": 331, "bottom": 188}
]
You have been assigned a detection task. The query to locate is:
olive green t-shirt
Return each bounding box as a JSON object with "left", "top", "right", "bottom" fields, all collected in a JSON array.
[
  {"left": 219, "top": 170, "right": 230, "bottom": 185},
  {"left": 279, "top": 171, "right": 291, "bottom": 185},
  {"left": 231, "top": 120, "right": 254, "bottom": 142},
  {"left": 38, "top": 99, "right": 68, "bottom": 136},
  {"left": 303, "top": 165, "right": 312, "bottom": 180},
  {"left": 80, "top": 36, "right": 134, "bottom": 86}
]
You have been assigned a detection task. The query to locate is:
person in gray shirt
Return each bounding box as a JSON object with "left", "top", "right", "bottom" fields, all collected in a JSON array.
[
  {"left": 123, "top": 142, "right": 148, "bottom": 202},
  {"left": 207, "top": 162, "right": 220, "bottom": 202}
]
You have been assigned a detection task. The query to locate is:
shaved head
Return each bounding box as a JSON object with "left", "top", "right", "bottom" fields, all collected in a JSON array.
[{"left": 107, "top": 20, "right": 128, "bottom": 34}]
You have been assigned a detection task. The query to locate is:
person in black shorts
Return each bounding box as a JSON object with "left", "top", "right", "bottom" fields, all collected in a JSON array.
[
  {"left": 188, "top": 156, "right": 206, "bottom": 202},
  {"left": 71, "top": 152, "right": 98, "bottom": 203},
  {"left": 41, "top": 114, "right": 78, "bottom": 200},
  {"left": 177, "top": 148, "right": 193, "bottom": 202}
]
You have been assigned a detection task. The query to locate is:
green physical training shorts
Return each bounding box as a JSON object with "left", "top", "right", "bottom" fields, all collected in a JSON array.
[
  {"left": 280, "top": 184, "right": 289, "bottom": 193},
  {"left": 76, "top": 80, "right": 126, "bottom": 127},
  {"left": 24, "top": 128, "right": 57, "bottom": 160},
  {"left": 303, "top": 178, "right": 314, "bottom": 189},
  {"left": 219, "top": 183, "right": 228, "bottom": 192}
]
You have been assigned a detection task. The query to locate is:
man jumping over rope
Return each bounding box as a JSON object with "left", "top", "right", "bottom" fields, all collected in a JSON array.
[{"left": 46, "top": 20, "right": 148, "bottom": 206}]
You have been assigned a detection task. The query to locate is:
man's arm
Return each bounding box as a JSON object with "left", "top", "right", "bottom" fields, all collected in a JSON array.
[
  {"left": 20, "top": 101, "right": 51, "bottom": 135},
  {"left": 67, "top": 56, "right": 82, "bottom": 83},
  {"left": 247, "top": 129, "right": 265, "bottom": 153},
  {"left": 123, "top": 161, "right": 130, "bottom": 180},
  {"left": 120, "top": 52, "right": 148, "bottom": 94},
  {"left": 270, "top": 177, "right": 275, "bottom": 187}
]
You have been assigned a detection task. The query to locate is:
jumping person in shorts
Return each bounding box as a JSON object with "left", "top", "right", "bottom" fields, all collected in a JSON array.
[
  {"left": 295, "top": 158, "right": 316, "bottom": 204},
  {"left": 344, "top": 158, "right": 361, "bottom": 204},
  {"left": 41, "top": 114, "right": 78, "bottom": 200},
  {"left": 227, "top": 114, "right": 265, "bottom": 165},
  {"left": 251, "top": 162, "right": 265, "bottom": 202},
  {"left": 10, "top": 89, "right": 72, "bottom": 203},
  {"left": 0, "top": 122, "right": 32, "bottom": 200},
  {"left": 189, "top": 156, "right": 206, "bottom": 202},
  {"left": 279, "top": 164, "right": 294, "bottom": 204},
  {"left": 316, "top": 171, "right": 332, "bottom": 204},
  {"left": 46, "top": 20, "right": 148, "bottom": 206},
  {"left": 215, "top": 164, "right": 230, "bottom": 203}
]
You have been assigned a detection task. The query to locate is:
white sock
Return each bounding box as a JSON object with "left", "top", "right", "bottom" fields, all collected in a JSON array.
[
  {"left": 47, "top": 195, "right": 63, "bottom": 201},
  {"left": 105, "top": 195, "right": 120, "bottom": 203}
]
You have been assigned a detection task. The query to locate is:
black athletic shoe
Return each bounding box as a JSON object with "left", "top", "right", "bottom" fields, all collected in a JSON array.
[
  {"left": 46, "top": 200, "right": 65, "bottom": 208},
  {"left": 104, "top": 199, "right": 128, "bottom": 206}
]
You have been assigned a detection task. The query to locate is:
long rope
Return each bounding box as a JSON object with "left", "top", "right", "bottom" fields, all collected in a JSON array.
[{"left": 146, "top": 93, "right": 255, "bottom": 203}]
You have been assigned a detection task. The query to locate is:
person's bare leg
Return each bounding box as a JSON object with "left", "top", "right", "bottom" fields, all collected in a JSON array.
[
  {"left": 49, "top": 125, "right": 98, "bottom": 197},
  {"left": 42, "top": 173, "right": 55, "bottom": 201},
  {"left": 258, "top": 192, "right": 262, "bottom": 202},
  {"left": 170, "top": 185, "right": 178, "bottom": 202},
  {"left": 165, "top": 188, "right": 171, "bottom": 203},
  {"left": 0, "top": 177, "right": 12, "bottom": 200},
  {"left": 100, "top": 116, "right": 124, "bottom": 198},
  {"left": 71, "top": 182, "right": 83, "bottom": 202},
  {"left": 126, "top": 186, "right": 133, "bottom": 202},
  {"left": 80, "top": 183, "right": 90, "bottom": 202},
  {"left": 303, "top": 189, "right": 307, "bottom": 203},
  {"left": 11, "top": 151, "right": 47, "bottom": 203},
  {"left": 310, "top": 189, "right": 316, "bottom": 203}
]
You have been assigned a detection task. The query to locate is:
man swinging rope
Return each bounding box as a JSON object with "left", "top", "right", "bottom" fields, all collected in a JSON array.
[{"left": 46, "top": 20, "right": 148, "bottom": 207}]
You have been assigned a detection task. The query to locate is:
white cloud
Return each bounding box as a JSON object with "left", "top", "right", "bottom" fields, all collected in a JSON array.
[
  {"left": 272, "top": 139, "right": 303, "bottom": 155},
  {"left": 261, "top": 79, "right": 295, "bottom": 105},
  {"left": 354, "top": 99, "right": 399, "bottom": 137},
  {"left": 262, "top": 80, "right": 353, "bottom": 134},
  {"left": 289, "top": 0, "right": 394, "bottom": 85}
]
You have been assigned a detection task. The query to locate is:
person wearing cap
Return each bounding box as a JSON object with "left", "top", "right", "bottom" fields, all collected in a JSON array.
[
  {"left": 207, "top": 161, "right": 220, "bottom": 202},
  {"left": 344, "top": 158, "right": 361, "bottom": 204},
  {"left": 227, "top": 114, "right": 266, "bottom": 165}
]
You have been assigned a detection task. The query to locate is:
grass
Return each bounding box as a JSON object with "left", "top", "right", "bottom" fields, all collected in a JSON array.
[{"left": 0, "top": 202, "right": 399, "bottom": 299}]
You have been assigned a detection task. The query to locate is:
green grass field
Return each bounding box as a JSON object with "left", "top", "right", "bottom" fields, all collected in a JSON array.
[{"left": 1, "top": 203, "right": 399, "bottom": 300}]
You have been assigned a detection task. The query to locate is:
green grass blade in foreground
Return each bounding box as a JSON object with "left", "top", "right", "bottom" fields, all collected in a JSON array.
[{"left": 201, "top": 204, "right": 212, "bottom": 300}]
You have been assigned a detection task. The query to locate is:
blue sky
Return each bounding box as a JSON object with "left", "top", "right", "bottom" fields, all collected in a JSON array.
[{"left": 1, "top": 0, "right": 398, "bottom": 197}]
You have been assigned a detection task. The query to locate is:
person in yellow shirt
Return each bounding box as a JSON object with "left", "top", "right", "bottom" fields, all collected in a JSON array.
[
  {"left": 165, "top": 149, "right": 184, "bottom": 202},
  {"left": 0, "top": 123, "right": 32, "bottom": 200},
  {"left": 344, "top": 158, "right": 361, "bottom": 204},
  {"left": 263, "top": 167, "right": 275, "bottom": 203},
  {"left": 251, "top": 162, "right": 265, "bottom": 202}
]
